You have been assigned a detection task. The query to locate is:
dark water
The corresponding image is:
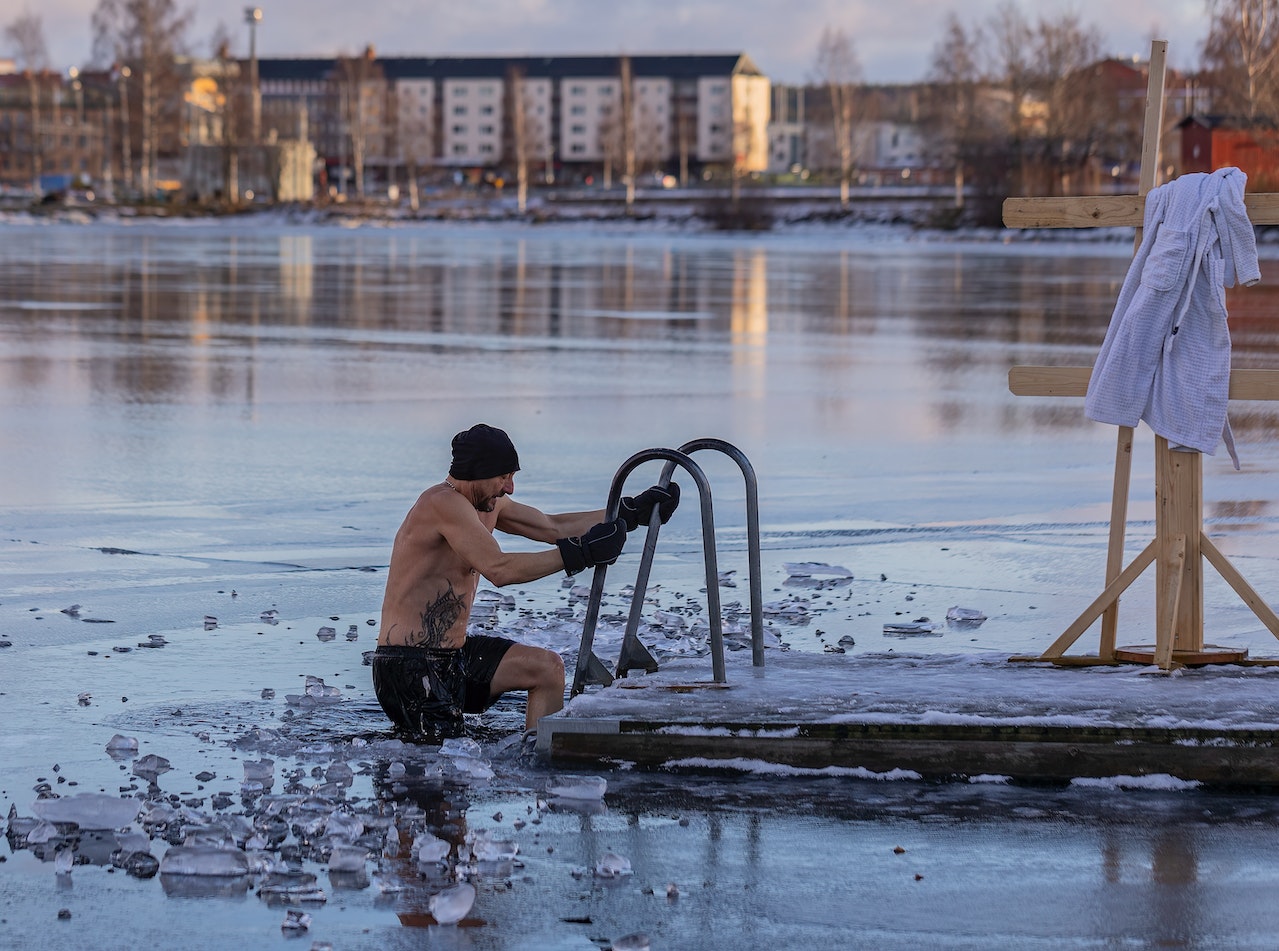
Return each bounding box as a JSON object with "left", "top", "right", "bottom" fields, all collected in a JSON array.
[{"left": 5, "top": 218, "right": 1279, "bottom": 950}]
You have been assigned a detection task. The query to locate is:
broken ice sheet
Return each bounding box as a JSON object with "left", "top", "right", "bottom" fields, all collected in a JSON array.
[
  {"left": 159, "top": 845, "right": 252, "bottom": 876},
  {"left": 31, "top": 793, "right": 141, "bottom": 830},
  {"left": 546, "top": 775, "right": 607, "bottom": 800},
  {"left": 595, "top": 851, "right": 633, "bottom": 878},
  {"left": 946, "top": 606, "right": 988, "bottom": 628},
  {"left": 883, "top": 619, "right": 943, "bottom": 637},
  {"left": 132, "top": 754, "right": 171, "bottom": 781},
  {"left": 783, "top": 562, "right": 853, "bottom": 579},
  {"left": 429, "top": 881, "right": 475, "bottom": 925}
]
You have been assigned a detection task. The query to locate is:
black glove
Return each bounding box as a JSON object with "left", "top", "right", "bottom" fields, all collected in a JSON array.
[
  {"left": 557, "top": 516, "right": 628, "bottom": 575},
  {"left": 618, "top": 483, "right": 680, "bottom": 531}
]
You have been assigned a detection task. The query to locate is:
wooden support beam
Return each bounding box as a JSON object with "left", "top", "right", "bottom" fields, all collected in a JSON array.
[
  {"left": 1002, "top": 192, "right": 1279, "bottom": 229},
  {"left": 1009, "top": 366, "right": 1279, "bottom": 401},
  {"left": 1037, "top": 541, "right": 1157, "bottom": 658},
  {"left": 1201, "top": 533, "right": 1279, "bottom": 640}
]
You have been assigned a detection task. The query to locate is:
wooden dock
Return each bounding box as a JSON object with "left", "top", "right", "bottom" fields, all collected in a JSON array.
[{"left": 536, "top": 650, "right": 1279, "bottom": 788}]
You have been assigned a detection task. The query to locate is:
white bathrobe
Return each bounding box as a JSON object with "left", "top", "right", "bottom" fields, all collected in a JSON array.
[{"left": 1084, "top": 167, "right": 1260, "bottom": 468}]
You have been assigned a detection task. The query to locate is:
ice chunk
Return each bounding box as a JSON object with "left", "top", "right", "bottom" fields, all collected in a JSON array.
[
  {"left": 327, "top": 845, "right": 368, "bottom": 872},
  {"left": 595, "top": 851, "right": 633, "bottom": 878},
  {"left": 883, "top": 620, "right": 943, "bottom": 636},
  {"left": 429, "top": 882, "right": 475, "bottom": 925},
  {"left": 413, "top": 831, "right": 450, "bottom": 865},
  {"left": 469, "top": 829, "right": 518, "bottom": 862},
  {"left": 316, "top": 626, "right": 336, "bottom": 642},
  {"left": 325, "top": 762, "right": 354, "bottom": 785},
  {"left": 259, "top": 608, "right": 280, "bottom": 623},
  {"left": 132, "top": 754, "right": 171, "bottom": 780},
  {"left": 546, "top": 774, "right": 607, "bottom": 800},
  {"left": 439, "top": 737, "right": 483, "bottom": 759},
  {"left": 159, "top": 845, "right": 252, "bottom": 876},
  {"left": 243, "top": 759, "right": 274, "bottom": 783},
  {"left": 27, "top": 819, "right": 59, "bottom": 843},
  {"left": 54, "top": 846, "right": 75, "bottom": 874},
  {"left": 31, "top": 793, "right": 141, "bottom": 830},
  {"left": 303, "top": 676, "right": 341, "bottom": 701},
  {"left": 612, "top": 934, "right": 651, "bottom": 951},
  {"left": 105, "top": 734, "right": 139, "bottom": 753},
  {"left": 281, "top": 909, "right": 312, "bottom": 931},
  {"left": 111, "top": 849, "right": 160, "bottom": 878},
  {"left": 783, "top": 562, "right": 853, "bottom": 578},
  {"left": 946, "top": 605, "right": 988, "bottom": 626},
  {"left": 203, "top": 616, "right": 218, "bottom": 630},
  {"left": 323, "top": 811, "right": 363, "bottom": 842}
]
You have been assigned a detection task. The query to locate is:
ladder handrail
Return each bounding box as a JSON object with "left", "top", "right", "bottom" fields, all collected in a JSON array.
[
  {"left": 571, "top": 447, "right": 723, "bottom": 696},
  {"left": 661, "top": 438, "right": 764, "bottom": 668}
]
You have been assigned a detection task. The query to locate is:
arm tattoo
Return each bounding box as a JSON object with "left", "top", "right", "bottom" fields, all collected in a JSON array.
[{"left": 408, "top": 583, "right": 466, "bottom": 648}]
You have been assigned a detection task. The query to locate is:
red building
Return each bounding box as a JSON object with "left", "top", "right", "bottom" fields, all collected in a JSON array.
[{"left": 1178, "top": 115, "right": 1279, "bottom": 191}]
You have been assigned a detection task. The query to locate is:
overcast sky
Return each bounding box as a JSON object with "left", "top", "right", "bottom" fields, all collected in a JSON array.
[{"left": 28, "top": 0, "right": 1212, "bottom": 84}]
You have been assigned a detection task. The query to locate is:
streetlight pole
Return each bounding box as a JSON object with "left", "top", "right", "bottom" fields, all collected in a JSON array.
[
  {"left": 245, "top": 7, "right": 262, "bottom": 144},
  {"left": 117, "top": 66, "right": 132, "bottom": 193}
]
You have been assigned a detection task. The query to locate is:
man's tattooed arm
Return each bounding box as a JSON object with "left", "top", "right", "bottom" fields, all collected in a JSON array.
[{"left": 407, "top": 583, "right": 466, "bottom": 648}]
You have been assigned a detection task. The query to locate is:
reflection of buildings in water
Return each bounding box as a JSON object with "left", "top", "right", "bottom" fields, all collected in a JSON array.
[
  {"left": 730, "top": 247, "right": 768, "bottom": 408},
  {"left": 279, "top": 235, "right": 314, "bottom": 305}
]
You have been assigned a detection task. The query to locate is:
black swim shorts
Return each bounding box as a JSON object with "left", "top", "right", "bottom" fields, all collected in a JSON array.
[{"left": 371, "top": 635, "right": 516, "bottom": 735}]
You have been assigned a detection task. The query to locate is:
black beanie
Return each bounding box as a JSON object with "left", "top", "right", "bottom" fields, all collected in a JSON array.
[{"left": 449, "top": 424, "right": 521, "bottom": 480}]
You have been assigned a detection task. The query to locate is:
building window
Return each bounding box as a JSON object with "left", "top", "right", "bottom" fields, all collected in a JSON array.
[
  {"left": 569, "top": 85, "right": 585, "bottom": 95},
  {"left": 570, "top": 142, "right": 585, "bottom": 154},
  {"left": 479, "top": 143, "right": 494, "bottom": 153},
  {"left": 570, "top": 105, "right": 585, "bottom": 115},
  {"left": 453, "top": 86, "right": 468, "bottom": 95},
  {"left": 571, "top": 124, "right": 586, "bottom": 134},
  {"left": 480, "top": 104, "right": 494, "bottom": 115},
  {"left": 453, "top": 105, "right": 467, "bottom": 116},
  {"left": 452, "top": 143, "right": 467, "bottom": 154},
  {"left": 452, "top": 124, "right": 467, "bottom": 134},
  {"left": 479, "top": 124, "right": 494, "bottom": 134}
]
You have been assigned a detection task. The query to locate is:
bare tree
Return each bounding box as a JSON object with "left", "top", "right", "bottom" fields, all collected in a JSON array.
[
  {"left": 5, "top": 8, "right": 49, "bottom": 70},
  {"left": 812, "top": 25, "right": 862, "bottom": 208},
  {"left": 92, "top": 0, "right": 194, "bottom": 196},
  {"left": 5, "top": 9, "right": 49, "bottom": 189},
  {"left": 1202, "top": 0, "right": 1279, "bottom": 119},
  {"left": 926, "top": 13, "right": 985, "bottom": 209},
  {"left": 334, "top": 47, "right": 381, "bottom": 199},
  {"left": 1031, "top": 11, "right": 1105, "bottom": 195},
  {"left": 986, "top": 1, "right": 1036, "bottom": 195}
]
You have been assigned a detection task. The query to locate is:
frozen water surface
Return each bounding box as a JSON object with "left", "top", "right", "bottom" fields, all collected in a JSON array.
[{"left": 4, "top": 217, "right": 1279, "bottom": 949}]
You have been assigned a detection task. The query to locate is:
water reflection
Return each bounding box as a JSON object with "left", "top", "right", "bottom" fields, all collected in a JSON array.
[{"left": 3, "top": 224, "right": 1279, "bottom": 456}]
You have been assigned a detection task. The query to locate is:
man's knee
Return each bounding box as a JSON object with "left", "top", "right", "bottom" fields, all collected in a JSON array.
[
  {"left": 492, "top": 644, "right": 564, "bottom": 694},
  {"left": 533, "top": 647, "right": 565, "bottom": 689}
]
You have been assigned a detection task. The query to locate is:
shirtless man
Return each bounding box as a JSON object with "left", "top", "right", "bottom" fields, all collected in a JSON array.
[{"left": 373, "top": 423, "right": 679, "bottom": 738}]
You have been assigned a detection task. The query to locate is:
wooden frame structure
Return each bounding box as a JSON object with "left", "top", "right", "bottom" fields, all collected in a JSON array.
[{"left": 1005, "top": 41, "right": 1279, "bottom": 670}]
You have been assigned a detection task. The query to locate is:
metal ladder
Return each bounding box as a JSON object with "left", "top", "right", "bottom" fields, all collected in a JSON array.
[{"left": 570, "top": 438, "right": 764, "bottom": 697}]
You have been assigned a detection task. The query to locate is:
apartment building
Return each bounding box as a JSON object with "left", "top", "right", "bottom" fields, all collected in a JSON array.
[{"left": 257, "top": 52, "right": 769, "bottom": 189}]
